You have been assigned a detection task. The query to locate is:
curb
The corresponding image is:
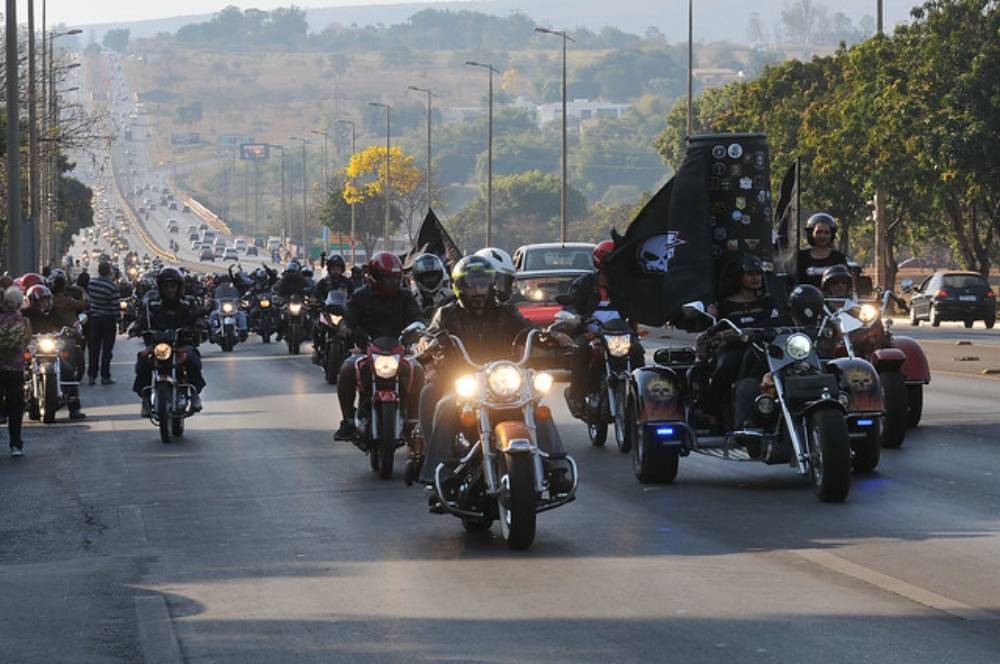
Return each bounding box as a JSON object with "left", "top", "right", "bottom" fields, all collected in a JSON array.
[{"left": 134, "top": 595, "right": 183, "bottom": 664}]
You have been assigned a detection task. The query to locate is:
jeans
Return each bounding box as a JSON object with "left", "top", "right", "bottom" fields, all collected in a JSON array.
[
  {"left": 0, "top": 370, "right": 24, "bottom": 449},
  {"left": 337, "top": 353, "right": 423, "bottom": 423},
  {"left": 418, "top": 391, "right": 566, "bottom": 485},
  {"left": 87, "top": 316, "right": 116, "bottom": 380}
]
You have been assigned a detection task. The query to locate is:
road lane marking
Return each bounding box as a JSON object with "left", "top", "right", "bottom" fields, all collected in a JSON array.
[{"left": 794, "top": 548, "right": 997, "bottom": 621}]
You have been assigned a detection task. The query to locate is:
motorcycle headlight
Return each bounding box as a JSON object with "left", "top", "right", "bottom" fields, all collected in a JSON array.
[
  {"left": 331, "top": 315, "right": 343, "bottom": 325},
  {"left": 858, "top": 304, "right": 878, "bottom": 324},
  {"left": 260, "top": 299, "right": 271, "bottom": 308},
  {"left": 37, "top": 337, "right": 57, "bottom": 353},
  {"left": 487, "top": 363, "right": 523, "bottom": 399},
  {"left": 373, "top": 353, "right": 400, "bottom": 379},
  {"left": 119, "top": 300, "right": 129, "bottom": 310},
  {"left": 153, "top": 343, "right": 172, "bottom": 360},
  {"left": 241, "top": 299, "right": 250, "bottom": 308},
  {"left": 222, "top": 303, "right": 234, "bottom": 314},
  {"left": 288, "top": 303, "right": 302, "bottom": 315},
  {"left": 455, "top": 374, "right": 479, "bottom": 400},
  {"left": 533, "top": 372, "right": 554, "bottom": 395},
  {"left": 785, "top": 333, "right": 813, "bottom": 361},
  {"left": 605, "top": 333, "right": 632, "bottom": 358}
]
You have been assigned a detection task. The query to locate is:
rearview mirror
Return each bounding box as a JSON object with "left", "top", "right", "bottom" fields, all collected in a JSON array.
[
  {"left": 682, "top": 301, "right": 712, "bottom": 322},
  {"left": 901, "top": 279, "right": 914, "bottom": 293}
]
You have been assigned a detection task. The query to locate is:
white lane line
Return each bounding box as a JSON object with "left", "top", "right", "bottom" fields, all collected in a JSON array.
[{"left": 794, "top": 548, "right": 997, "bottom": 621}]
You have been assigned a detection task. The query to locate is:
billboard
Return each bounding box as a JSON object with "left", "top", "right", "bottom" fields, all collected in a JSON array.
[
  {"left": 240, "top": 143, "right": 271, "bottom": 160},
  {"left": 219, "top": 134, "right": 255, "bottom": 148},
  {"left": 170, "top": 132, "right": 200, "bottom": 145}
]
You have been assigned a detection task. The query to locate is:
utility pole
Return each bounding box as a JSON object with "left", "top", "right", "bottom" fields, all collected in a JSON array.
[
  {"left": 6, "top": 0, "right": 23, "bottom": 274},
  {"left": 466, "top": 61, "right": 498, "bottom": 246},
  {"left": 310, "top": 128, "right": 330, "bottom": 250},
  {"left": 337, "top": 119, "right": 358, "bottom": 265},
  {"left": 28, "top": 0, "right": 40, "bottom": 268},
  {"left": 408, "top": 85, "right": 434, "bottom": 212},
  {"left": 687, "top": 0, "right": 694, "bottom": 136},
  {"left": 873, "top": 0, "right": 887, "bottom": 289},
  {"left": 368, "top": 103, "right": 392, "bottom": 251},
  {"left": 534, "top": 28, "right": 575, "bottom": 243}
]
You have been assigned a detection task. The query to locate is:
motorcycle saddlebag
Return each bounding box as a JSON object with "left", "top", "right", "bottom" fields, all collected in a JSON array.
[{"left": 782, "top": 373, "right": 840, "bottom": 409}]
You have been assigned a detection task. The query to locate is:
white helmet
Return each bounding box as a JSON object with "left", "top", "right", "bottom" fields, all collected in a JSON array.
[{"left": 474, "top": 247, "right": 516, "bottom": 302}]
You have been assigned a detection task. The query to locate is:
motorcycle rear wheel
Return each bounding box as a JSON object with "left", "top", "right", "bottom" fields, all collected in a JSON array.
[
  {"left": 880, "top": 370, "right": 908, "bottom": 449},
  {"left": 157, "top": 383, "right": 173, "bottom": 444},
  {"left": 808, "top": 408, "right": 851, "bottom": 503}
]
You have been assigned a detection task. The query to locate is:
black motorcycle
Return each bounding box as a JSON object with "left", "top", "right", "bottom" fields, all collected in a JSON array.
[
  {"left": 281, "top": 295, "right": 307, "bottom": 354},
  {"left": 251, "top": 291, "right": 278, "bottom": 343},
  {"left": 139, "top": 328, "right": 197, "bottom": 444},
  {"left": 314, "top": 290, "right": 349, "bottom": 384},
  {"left": 577, "top": 317, "right": 638, "bottom": 451}
]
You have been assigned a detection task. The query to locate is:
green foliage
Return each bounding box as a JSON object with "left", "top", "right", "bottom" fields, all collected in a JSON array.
[
  {"left": 174, "top": 101, "right": 203, "bottom": 127},
  {"left": 175, "top": 6, "right": 307, "bottom": 50},
  {"left": 567, "top": 46, "right": 686, "bottom": 102},
  {"left": 102, "top": 28, "right": 130, "bottom": 54},
  {"left": 318, "top": 172, "right": 402, "bottom": 258}
]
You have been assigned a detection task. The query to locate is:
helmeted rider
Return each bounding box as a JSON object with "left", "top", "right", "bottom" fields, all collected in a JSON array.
[
  {"left": 348, "top": 265, "right": 365, "bottom": 292},
  {"left": 312, "top": 254, "right": 354, "bottom": 363},
  {"left": 23, "top": 284, "right": 86, "bottom": 420},
  {"left": 562, "top": 239, "right": 645, "bottom": 419},
  {"left": 333, "top": 252, "right": 424, "bottom": 441},
  {"left": 276, "top": 262, "right": 308, "bottom": 299},
  {"left": 820, "top": 264, "right": 854, "bottom": 299},
  {"left": 416, "top": 255, "right": 572, "bottom": 495},
  {"left": 301, "top": 265, "right": 316, "bottom": 295},
  {"left": 130, "top": 268, "right": 207, "bottom": 416},
  {"left": 409, "top": 253, "right": 451, "bottom": 319},
  {"left": 473, "top": 247, "right": 516, "bottom": 303},
  {"left": 797, "top": 213, "right": 848, "bottom": 288},
  {"left": 208, "top": 273, "right": 248, "bottom": 340}
]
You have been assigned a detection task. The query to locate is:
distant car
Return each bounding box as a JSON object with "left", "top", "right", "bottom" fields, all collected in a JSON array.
[
  {"left": 167, "top": 222, "right": 179, "bottom": 234},
  {"left": 186, "top": 224, "right": 198, "bottom": 234},
  {"left": 233, "top": 239, "right": 247, "bottom": 251},
  {"left": 908, "top": 271, "right": 996, "bottom": 328},
  {"left": 183, "top": 205, "right": 192, "bottom": 214},
  {"left": 190, "top": 240, "right": 201, "bottom": 251},
  {"left": 199, "top": 247, "right": 215, "bottom": 262},
  {"left": 224, "top": 248, "right": 238, "bottom": 261},
  {"left": 214, "top": 245, "right": 225, "bottom": 258},
  {"left": 168, "top": 202, "right": 178, "bottom": 210},
  {"left": 198, "top": 223, "right": 208, "bottom": 231},
  {"left": 188, "top": 232, "right": 200, "bottom": 242},
  {"left": 244, "top": 245, "right": 259, "bottom": 257},
  {"left": 137, "top": 207, "right": 145, "bottom": 215},
  {"left": 512, "top": 242, "right": 596, "bottom": 273},
  {"left": 511, "top": 269, "right": 590, "bottom": 326},
  {"left": 213, "top": 236, "right": 226, "bottom": 248}
]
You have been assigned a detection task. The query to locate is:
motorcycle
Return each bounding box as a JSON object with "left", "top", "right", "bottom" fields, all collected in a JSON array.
[
  {"left": 314, "top": 290, "right": 348, "bottom": 384},
  {"left": 281, "top": 295, "right": 306, "bottom": 354},
  {"left": 629, "top": 302, "right": 852, "bottom": 503},
  {"left": 426, "top": 328, "right": 579, "bottom": 549},
  {"left": 209, "top": 299, "right": 242, "bottom": 352},
  {"left": 251, "top": 291, "right": 278, "bottom": 343},
  {"left": 25, "top": 322, "right": 84, "bottom": 424},
  {"left": 139, "top": 328, "right": 197, "bottom": 444},
  {"left": 576, "top": 317, "right": 638, "bottom": 452},
  {"left": 118, "top": 297, "right": 136, "bottom": 335}
]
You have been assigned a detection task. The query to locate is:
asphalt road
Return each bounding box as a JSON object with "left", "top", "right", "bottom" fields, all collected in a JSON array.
[{"left": 1, "top": 328, "right": 999, "bottom": 663}]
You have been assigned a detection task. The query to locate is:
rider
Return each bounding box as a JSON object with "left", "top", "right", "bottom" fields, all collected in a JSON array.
[
  {"left": 409, "top": 253, "right": 451, "bottom": 319},
  {"left": 311, "top": 254, "right": 354, "bottom": 363},
  {"left": 333, "top": 252, "right": 424, "bottom": 441},
  {"left": 473, "top": 247, "right": 516, "bottom": 303},
  {"left": 208, "top": 273, "right": 248, "bottom": 340},
  {"left": 23, "top": 284, "right": 86, "bottom": 420},
  {"left": 275, "top": 262, "right": 309, "bottom": 341},
  {"left": 416, "top": 255, "right": 572, "bottom": 491},
  {"left": 797, "top": 213, "right": 848, "bottom": 289},
  {"left": 301, "top": 265, "right": 317, "bottom": 295},
  {"left": 131, "top": 268, "right": 207, "bottom": 417},
  {"left": 821, "top": 264, "right": 855, "bottom": 299},
  {"left": 563, "top": 240, "right": 645, "bottom": 419}
]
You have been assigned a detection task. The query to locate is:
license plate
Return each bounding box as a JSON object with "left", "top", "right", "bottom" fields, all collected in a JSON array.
[
  {"left": 959, "top": 295, "right": 977, "bottom": 302},
  {"left": 223, "top": 317, "right": 234, "bottom": 324}
]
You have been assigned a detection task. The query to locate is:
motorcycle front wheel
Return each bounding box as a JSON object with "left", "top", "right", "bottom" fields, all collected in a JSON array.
[
  {"left": 41, "top": 374, "right": 58, "bottom": 424},
  {"left": 807, "top": 408, "right": 851, "bottom": 503},
  {"left": 378, "top": 406, "right": 397, "bottom": 480},
  {"left": 157, "top": 382, "right": 173, "bottom": 444},
  {"left": 906, "top": 384, "right": 923, "bottom": 428},
  {"left": 588, "top": 420, "right": 608, "bottom": 447},
  {"left": 613, "top": 383, "right": 630, "bottom": 453},
  {"left": 879, "top": 370, "right": 908, "bottom": 448},
  {"left": 498, "top": 453, "right": 537, "bottom": 550}
]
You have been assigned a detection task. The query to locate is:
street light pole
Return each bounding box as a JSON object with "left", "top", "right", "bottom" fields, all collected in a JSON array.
[
  {"left": 269, "top": 144, "right": 286, "bottom": 247},
  {"left": 337, "top": 118, "right": 358, "bottom": 265},
  {"left": 369, "top": 102, "right": 392, "bottom": 251},
  {"left": 873, "top": 0, "right": 887, "bottom": 289},
  {"left": 288, "top": 136, "right": 309, "bottom": 258},
  {"left": 28, "top": 0, "right": 39, "bottom": 268},
  {"left": 534, "top": 27, "right": 575, "bottom": 244},
  {"left": 408, "top": 85, "right": 435, "bottom": 212},
  {"left": 687, "top": 0, "right": 694, "bottom": 137},
  {"left": 466, "top": 61, "right": 499, "bottom": 246},
  {"left": 5, "top": 0, "right": 23, "bottom": 274}
]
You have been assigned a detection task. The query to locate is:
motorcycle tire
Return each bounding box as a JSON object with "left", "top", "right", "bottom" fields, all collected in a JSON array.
[
  {"left": 613, "top": 383, "right": 630, "bottom": 453},
  {"left": 287, "top": 328, "right": 301, "bottom": 354},
  {"left": 630, "top": 396, "right": 678, "bottom": 484},
  {"left": 157, "top": 382, "right": 173, "bottom": 444},
  {"left": 498, "top": 453, "right": 537, "bottom": 550},
  {"left": 171, "top": 415, "right": 185, "bottom": 438},
  {"left": 807, "top": 407, "right": 851, "bottom": 503},
  {"left": 906, "top": 383, "right": 923, "bottom": 428},
  {"left": 852, "top": 428, "right": 881, "bottom": 473},
  {"left": 378, "top": 406, "right": 396, "bottom": 480},
  {"left": 41, "top": 374, "right": 58, "bottom": 424},
  {"left": 369, "top": 444, "right": 380, "bottom": 472},
  {"left": 27, "top": 396, "right": 40, "bottom": 421},
  {"left": 588, "top": 420, "right": 608, "bottom": 447},
  {"left": 324, "top": 350, "right": 339, "bottom": 385},
  {"left": 880, "top": 370, "right": 908, "bottom": 449}
]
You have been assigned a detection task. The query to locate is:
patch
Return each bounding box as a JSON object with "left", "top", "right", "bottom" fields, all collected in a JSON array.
[
  {"left": 735, "top": 196, "right": 747, "bottom": 210},
  {"left": 728, "top": 143, "right": 743, "bottom": 159},
  {"left": 712, "top": 145, "right": 727, "bottom": 159},
  {"left": 731, "top": 209, "right": 743, "bottom": 222},
  {"left": 712, "top": 162, "right": 727, "bottom": 176},
  {"left": 646, "top": 378, "right": 676, "bottom": 402},
  {"left": 739, "top": 176, "right": 754, "bottom": 190}
]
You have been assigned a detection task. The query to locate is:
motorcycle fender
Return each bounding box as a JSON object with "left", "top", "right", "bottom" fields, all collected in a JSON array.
[
  {"left": 156, "top": 374, "right": 176, "bottom": 385},
  {"left": 827, "top": 358, "right": 883, "bottom": 413},
  {"left": 892, "top": 335, "right": 931, "bottom": 384},
  {"left": 630, "top": 366, "right": 684, "bottom": 423},
  {"left": 871, "top": 347, "right": 906, "bottom": 373},
  {"left": 493, "top": 421, "right": 536, "bottom": 453},
  {"left": 374, "top": 389, "right": 399, "bottom": 403}
]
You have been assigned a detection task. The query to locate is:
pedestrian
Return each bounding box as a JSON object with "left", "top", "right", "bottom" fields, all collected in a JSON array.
[
  {"left": 86, "top": 261, "right": 119, "bottom": 385},
  {"left": 76, "top": 272, "right": 92, "bottom": 376},
  {"left": 0, "top": 287, "right": 31, "bottom": 456}
]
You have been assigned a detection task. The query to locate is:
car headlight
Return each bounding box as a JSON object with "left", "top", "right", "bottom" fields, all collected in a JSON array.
[
  {"left": 260, "top": 299, "right": 270, "bottom": 308},
  {"left": 120, "top": 300, "right": 129, "bottom": 310},
  {"left": 37, "top": 337, "right": 57, "bottom": 353},
  {"left": 222, "top": 303, "right": 234, "bottom": 314},
  {"left": 288, "top": 303, "right": 302, "bottom": 315},
  {"left": 858, "top": 304, "right": 878, "bottom": 324},
  {"left": 605, "top": 333, "right": 632, "bottom": 357},
  {"left": 331, "top": 315, "right": 343, "bottom": 325},
  {"left": 785, "top": 333, "right": 813, "bottom": 360},
  {"left": 455, "top": 374, "right": 479, "bottom": 400},
  {"left": 533, "top": 372, "right": 554, "bottom": 395},
  {"left": 487, "top": 363, "right": 523, "bottom": 399},
  {"left": 373, "top": 353, "right": 400, "bottom": 379},
  {"left": 153, "top": 343, "right": 172, "bottom": 360}
]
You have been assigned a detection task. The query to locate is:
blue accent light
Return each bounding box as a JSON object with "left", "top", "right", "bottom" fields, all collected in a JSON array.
[
  {"left": 656, "top": 427, "right": 675, "bottom": 437},
  {"left": 856, "top": 419, "right": 874, "bottom": 427}
]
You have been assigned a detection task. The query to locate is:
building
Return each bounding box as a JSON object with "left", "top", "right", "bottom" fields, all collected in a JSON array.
[{"left": 536, "top": 99, "right": 631, "bottom": 128}]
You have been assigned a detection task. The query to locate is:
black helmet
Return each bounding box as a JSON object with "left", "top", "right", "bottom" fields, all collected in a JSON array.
[
  {"left": 326, "top": 254, "right": 346, "bottom": 274},
  {"left": 411, "top": 253, "right": 447, "bottom": 296},
  {"left": 805, "top": 213, "right": 838, "bottom": 246},
  {"left": 156, "top": 267, "right": 184, "bottom": 296},
  {"left": 49, "top": 268, "right": 68, "bottom": 293},
  {"left": 739, "top": 253, "right": 765, "bottom": 275},
  {"left": 451, "top": 255, "right": 496, "bottom": 311},
  {"left": 788, "top": 284, "right": 826, "bottom": 326},
  {"left": 820, "top": 264, "right": 852, "bottom": 292},
  {"left": 302, "top": 266, "right": 314, "bottom": 278},
  {"left": 286, "top": 261, "right": 300, "bottom": 274}
]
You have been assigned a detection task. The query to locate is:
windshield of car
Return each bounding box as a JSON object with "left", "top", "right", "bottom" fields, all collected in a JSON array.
[
  {"left": 523, "top": 248, "right": 593, "bottom": 271},
  {"left": 511, "top": 275, "right": 576, "bottom": 305},
  {"left": 942, "top": 275, "right": 988, "bottom": 289}
]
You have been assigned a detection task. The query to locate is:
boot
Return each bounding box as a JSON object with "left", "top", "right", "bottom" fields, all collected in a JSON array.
[
  {"left": 333, "top": 418, "right": 357, "bottom": 441},
  {"left": 140, "top": 393, "right": 151, "bottom": 418}
]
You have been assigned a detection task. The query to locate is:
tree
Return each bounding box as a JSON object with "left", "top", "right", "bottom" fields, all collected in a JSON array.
[
  {"left": 341, "top": 146, "right": 423, "bottom": 251},
  {"left": 102, "top": 28, "right": 130, "bottom": 53},
  {"left": 174, "top": 101, "right": 203, "bottom": 128},
  {"left": 321, "top": 172, "right": 403, "bottom": 258}
]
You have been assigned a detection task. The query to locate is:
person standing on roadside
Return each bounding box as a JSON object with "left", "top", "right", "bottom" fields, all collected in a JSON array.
[
  {"left": 0, "top": 287, "right": 31, "bottom": 456},
  {"left": 87, "top": 261, "right": 119, "bottom": 386}
]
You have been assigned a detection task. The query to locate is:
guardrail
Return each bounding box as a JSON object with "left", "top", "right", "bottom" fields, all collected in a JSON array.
[{"left": 166, "top": 175, "right": 233, "bottom": 236}]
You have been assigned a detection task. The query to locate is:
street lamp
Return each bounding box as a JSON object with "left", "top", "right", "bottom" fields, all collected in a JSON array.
[
  {"left": 407, "top": 85, "right": 435, "bottom": 212},
  {"left": 5, "top": 0, "right": 22, "bottom": 273},
  {"left": 311, "top": 128, "right": 331, "bottom": 251},
  {"left": 268, "top": 144, "right": 287, "bottom": 248},
  {"left": 687, "top": 0, "right": 693, "bottom": 136},
  {"left": 289, "top": 136, "right": 310, "bottom": 258},
  {"left": 337, "top": 118, "right": 358, "bottom": 265},
  {"left": 466, "top": 60, "right": 499, "bottom": 246},
  {"left": 369, "top": 102, "right": 392, "bottom": 251},
  {"left": 534, "top": 27, "right": 575, "bottom": 244}
]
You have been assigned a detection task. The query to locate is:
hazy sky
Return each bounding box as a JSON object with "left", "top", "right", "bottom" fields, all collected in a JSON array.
[{"left": 48, "top": 0, "right": 431, "bottom": 26}]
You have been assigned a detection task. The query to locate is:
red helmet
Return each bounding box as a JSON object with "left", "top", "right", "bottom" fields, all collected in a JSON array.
[
  {"left": 368, "top": 251, "right": 403, "bottom": 297},
  {"left": 20, "top": 273, "right": 44, "bottom": 292},
  {"left": 26, "top": 284, "right": 53, "bottom": 313},
  {"left": 592, "top": 240, "right": 615, "bottom": 269}
]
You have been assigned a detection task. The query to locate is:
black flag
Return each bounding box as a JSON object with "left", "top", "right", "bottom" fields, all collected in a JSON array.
[
  {"left": 773, "top": 158, "right": 800, "bottom": 276},
  {"left": 606, "top": 146, "right": 714, "bottom": 326},
  {"left": 402, "top": 208, "right": 463, "bottom": 271}
]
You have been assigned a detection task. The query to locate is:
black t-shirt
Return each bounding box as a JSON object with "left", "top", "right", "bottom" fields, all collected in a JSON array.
[
  {"left": 797, "top": 249, "right": 848, "bottom": 288},
  {"left": 718, "top": 295, "right": 782, "bottom": 328}
]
